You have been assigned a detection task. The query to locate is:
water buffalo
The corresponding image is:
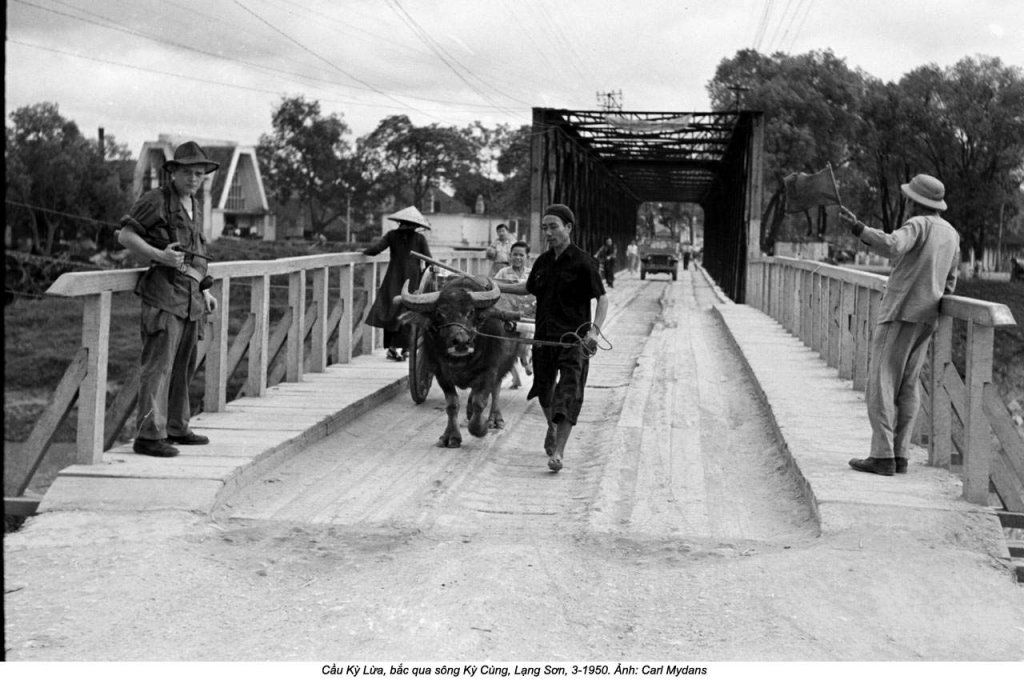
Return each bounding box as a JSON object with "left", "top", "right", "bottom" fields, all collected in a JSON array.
[{"left": 398, "top": 276, "right": 521, "bottom": 448}]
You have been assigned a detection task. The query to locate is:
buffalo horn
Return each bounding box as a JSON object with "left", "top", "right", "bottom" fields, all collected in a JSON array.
[
  {"left": 400, "top": 279, "right": 440, "bottom": 311},
  {"left": 468, "top": 279, "right": 501, "bottom": 309}
]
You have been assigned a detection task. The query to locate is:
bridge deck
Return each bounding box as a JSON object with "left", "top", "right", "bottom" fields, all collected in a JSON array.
[{"left": 35, "top": 266, "right": 1006, "bottom": 547}]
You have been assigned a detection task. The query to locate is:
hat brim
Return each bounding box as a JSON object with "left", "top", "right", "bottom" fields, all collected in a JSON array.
[
  {"left": 392, "top": 220, "right": 430, "bottom": 230},
  {"left": 164, "top": 160, "right": 220, "bottom": 175},
  {"left": 900, "top": 183, "right": 946, "bottom": 211}
]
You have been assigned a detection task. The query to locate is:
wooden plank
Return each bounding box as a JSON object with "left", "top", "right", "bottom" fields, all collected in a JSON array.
[
  {"left": 226, "top": 312, "right": 256, "bottom": 379},
  {"left": 940, "top": 295, "right": 1016, "bottom": 326},
  {"left": 103, "top": 363, "right": 141, "bottom": 450},
  {"left": 13, "top": 347, "right": 89, "bottom": 496},
  {"left": 963, "top": 320, "right": 995, "bottom": 504},
  {"left": 310, "top": 266, "right": 328, "bottom": 372},
  {"left": 77, "top": 292, "right": 111, "bottom": 464},
  {"left": 827, "top": 278, "right": 841, "bottom": 369},
  {"left": 337, "top": 264, "right": 354, "bottom": 364},
  {"left": 839, "top": 281, "right": 855, "bottom": 379},
  {"left": 983, "top": 383, "right": 1024, "bottom": 486},
  {"left": 929, "top": 316, "right": 953, "bottom": 466},
  {"left": 991, "top": 455, "right": 1024, "bottom": 513},
  {"left": 4, "top": 496, "right": 40, "bottom": 517},
  {"left": 853, "top": 284, "right": 871, "bottom": 391},
  {"left": 246, "top": 273, "right": 270, "bottom": 397},
  {"left": 286, "top": 269, "right": 306, "bottom": 382},
  {"left": 997, "top": 511, "right": 1024, "bottom": 530},
  {"left": 204, "top": 276, "right": 231, "bottom": 412}
]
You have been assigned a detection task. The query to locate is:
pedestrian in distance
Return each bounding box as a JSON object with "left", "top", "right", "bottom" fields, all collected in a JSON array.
[
  {"left": 362, "top": 206, "right": 433, "bottom": 362},
  {"left": 486, "top": 223, "right": 514, "bottom": 276},
  {"left": 626, "top": 239, "right": 639, "bottom": 276},
  {"left": 496, "top": 204, "right": 608, "bottom": 472},
  {"left": 117, "top": 141, "right": 219, "bottom": 458},
  {"left": 839, "top": 174, "right": 960, "bottom": 476},
  {"left": 494, "top": 240, "right": 534, "bottom": 389},
  {"left": 594, "top": 237, "right": 617, "bottom": 288}
]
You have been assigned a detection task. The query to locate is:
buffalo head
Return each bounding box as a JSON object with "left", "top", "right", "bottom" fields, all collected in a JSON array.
[{"left": 398, "top": 278, "right": 519, "bottom": 360}]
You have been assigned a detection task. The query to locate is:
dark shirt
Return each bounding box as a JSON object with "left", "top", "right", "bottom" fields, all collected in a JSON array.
[
  {"left": 526, "top": 243, "right": 605, "bottom": 340},
  {"left": 122, "top": 185, "right": 209, "bottom": 321}
]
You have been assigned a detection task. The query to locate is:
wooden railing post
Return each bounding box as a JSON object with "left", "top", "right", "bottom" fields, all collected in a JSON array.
[
  {"left": 361, "top": 262, "right": 378, "bottom": 356},
  {"left": 337, "top": 264, "right": 354, "bottom": 364},
  {"left": 963, "top": 319, "right": 995, "bottom": 504},
  {"left": 247, "top": 274, "right": 270, "bottom": 397},
  {"left": 839, "top": 281, "right": 856, "bottom": 380},
  {"left": 204, "top": 277, "right": 230, "bottom": 412},
  {"left": 287, "top": 269, "right": 306, "bottom": 382},
  {"left": 852, "top": 285, "right": 871, "bottom": 391},
  {"left": 310, "top": 266, "right": 328, "bottom": 372},
  {"left": 77, "top": 291, "right": 111, "bottom": 464},
  {"left": 929, "top": 315, "right": 953, "bottom": 467}
]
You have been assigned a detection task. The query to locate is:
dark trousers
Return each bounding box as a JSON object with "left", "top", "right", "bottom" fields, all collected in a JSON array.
[
  {"left": 603, "top": 259, "right": 615, "bottom": 287},
  {"left": 384, "top": 328, "right": 409, "bottom": 350},
  {"left": 528, "top": 343, "right": 590, "bottom": 425},
  {"left": 137, "top": 304, "right": 198, "bottom": 441}
]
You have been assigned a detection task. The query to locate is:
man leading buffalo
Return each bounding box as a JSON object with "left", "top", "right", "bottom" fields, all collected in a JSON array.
[{"left": 497, "top": 204, "right": 607, "bottom": 472}]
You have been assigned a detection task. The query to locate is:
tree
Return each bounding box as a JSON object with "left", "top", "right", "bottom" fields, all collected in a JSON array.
[
  {"left": 898, "top": 57, "right": 1024, "bottom": 260},
  {"left": 5, "top": 102, "right": 131, "bottom": 255},
  {"left": 257, "top": 96, "right": 354, "bottom": 235},
  {"left": 708, "top": 50, "right": 870, "bottom": 249},
  {"left": 358, "top": 115, "right": 476, "bottom": 211}
]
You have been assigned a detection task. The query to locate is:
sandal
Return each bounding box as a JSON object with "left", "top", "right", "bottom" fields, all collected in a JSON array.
[{"left": 386, "top": 348, "right": 401, "bottom": 361}]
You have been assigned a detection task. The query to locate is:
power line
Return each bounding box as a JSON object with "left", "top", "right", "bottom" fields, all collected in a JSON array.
[
  {"left": 382, "top": 0, "right": 528, "bottom": 115},
  {"left": 231, "top": 0, "right": 441, "bottom": 122},
  {"left": 786, "top": 0, "right": 815, "bottom": 52},
  {"left": 764, "top": 0, "right": 796, "bottom": 53},
  {"left": 752, "top": 0, "right": 775, "bottom": 51}
]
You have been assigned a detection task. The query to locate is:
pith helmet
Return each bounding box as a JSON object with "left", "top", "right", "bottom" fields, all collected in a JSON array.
[
  {"left": 900, "top": 174, "right": 947, "bottom": 211},
  {"left": 163, "top": 141, "right": 220, "bottom": 174},
  {"left": 386, "top": 206, "right": 431, "bottom": 229}
]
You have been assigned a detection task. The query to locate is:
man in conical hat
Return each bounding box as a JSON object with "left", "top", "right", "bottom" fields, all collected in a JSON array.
[{"left": 362, "top": 206, "right": 432, "bottom": 360}]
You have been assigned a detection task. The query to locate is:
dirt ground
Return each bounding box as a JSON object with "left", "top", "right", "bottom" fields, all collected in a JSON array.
[{"left": 4, "top": 273, "right": 1024, "bottom": 662}]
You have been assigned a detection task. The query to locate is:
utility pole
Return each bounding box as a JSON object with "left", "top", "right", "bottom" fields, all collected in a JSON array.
[
  {"left": 727, "top": 85, "right": 749, "bottom": 111},
  {"left": 346, "top": 195, "right": 352, "bottom": 243},
  {"left": 596, "top": 90, "right": 623, "bottom": 111}
]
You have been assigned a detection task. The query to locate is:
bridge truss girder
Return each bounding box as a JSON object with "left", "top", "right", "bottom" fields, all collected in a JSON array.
[{"left": 529, "top": 108, "right": 764, "bottom": 302}]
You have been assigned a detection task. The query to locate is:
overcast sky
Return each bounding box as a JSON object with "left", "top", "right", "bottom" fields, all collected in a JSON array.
[{"left": 5, "top": 0, "right": 1023, "bottom": 155}]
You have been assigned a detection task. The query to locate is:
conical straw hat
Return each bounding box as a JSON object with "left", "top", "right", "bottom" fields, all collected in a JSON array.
[{"left": 386, "top": 206, "right": 431, "bottom": 229}]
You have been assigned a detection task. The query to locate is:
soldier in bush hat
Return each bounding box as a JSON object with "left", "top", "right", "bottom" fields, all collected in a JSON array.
[
  {"left": 839, "top": 174, "right": 960, "bottom": 476},
  {"left": 117, "top": 141, "right": 219, "bottom": 458}
]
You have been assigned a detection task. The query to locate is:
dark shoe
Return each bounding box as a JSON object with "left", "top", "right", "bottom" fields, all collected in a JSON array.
[
  {"left": 849, "top": 457, "right": 895, "bottom": 476},
  {"left": 895, "top": 457, "right": 908, "bottom": 474},
  {"left": 167, "top": 431, "right": 209, "bottom": 446},
  {"left": 133, "top": 438, "right": 179, "bottom": 458}
]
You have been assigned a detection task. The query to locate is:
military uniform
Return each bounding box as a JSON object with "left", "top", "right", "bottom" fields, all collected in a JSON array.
[{"left": 123, "top": 184, "right": 209, "bottom": 443}]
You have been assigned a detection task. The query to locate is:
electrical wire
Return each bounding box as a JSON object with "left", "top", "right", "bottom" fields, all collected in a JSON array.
[
  {"left": 232, "top": 0, "right": 441, "bottom": 122},
  {"left": 382, "top": 0, "right": 529, "bottom": 116}
]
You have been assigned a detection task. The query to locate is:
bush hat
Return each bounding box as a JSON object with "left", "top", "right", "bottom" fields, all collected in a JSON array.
[
  {"left": 386, "top": 206, "right": 431, "bottom": 229},
  {"left": 163, "top": 141, "right": 220, "bottom": 174},
  {"left": 901, "top": 174, "right": 947, "bottom": 211}
]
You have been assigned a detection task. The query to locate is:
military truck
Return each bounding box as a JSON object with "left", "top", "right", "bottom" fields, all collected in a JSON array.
[{"left": 639, "top": 239, "right": 679, "bottom": 280}]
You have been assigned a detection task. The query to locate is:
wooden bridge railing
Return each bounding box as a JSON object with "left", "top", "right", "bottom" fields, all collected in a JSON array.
[
  {"left": 747, "top": 256, "right": 1023, "bottom": 509},
  {"left": 8, "top": 248, "right": 488, "bottom": 509}
]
